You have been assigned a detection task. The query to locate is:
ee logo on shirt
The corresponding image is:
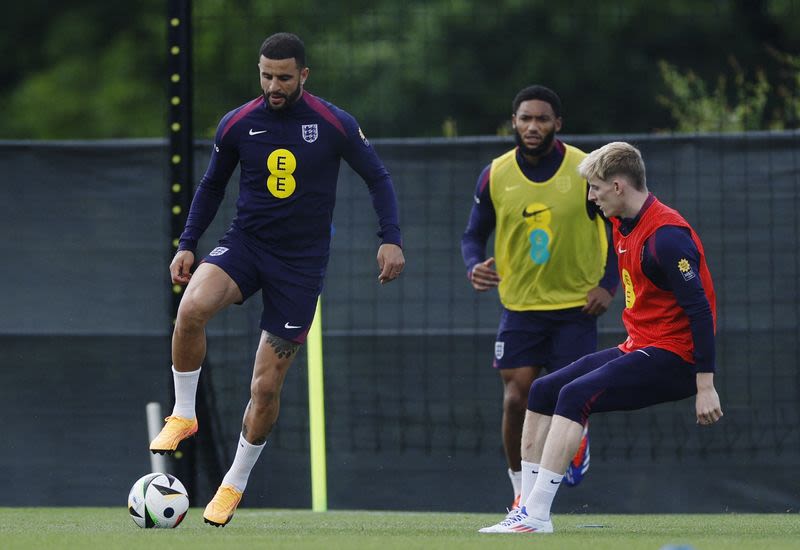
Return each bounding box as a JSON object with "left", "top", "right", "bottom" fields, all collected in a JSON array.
[
  {"left": 266, "top": 149, "right": 297, "bottom": 198},
  {"left": 522, "top": 202, "right": 553, "bottom": 265},
  {"left": 622, "top": 268, "right": 636, "bottom": 309}
]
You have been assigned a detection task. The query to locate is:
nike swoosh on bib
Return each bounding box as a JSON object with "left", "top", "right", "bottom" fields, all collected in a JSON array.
[{"left": 522, "top": 206, "right": 552, "bottom": 218}]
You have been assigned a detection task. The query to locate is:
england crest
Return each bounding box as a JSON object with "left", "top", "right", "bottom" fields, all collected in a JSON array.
[
  {"left": 494, "top": 341, "right": 505, "bottom": 360},
  {"left": 302, "top": 124, "right": 318, "bottom": 143}
]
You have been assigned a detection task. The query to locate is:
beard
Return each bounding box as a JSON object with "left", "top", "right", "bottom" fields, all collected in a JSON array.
[
  {"left": 264, "top": 84, "right": 303, "bottom": 110},
  {"left": 515, "top": 128, "right": 556, "bottom": 157}
]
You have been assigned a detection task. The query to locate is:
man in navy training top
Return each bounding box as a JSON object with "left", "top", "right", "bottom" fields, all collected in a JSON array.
[
  {"left": 149, "top": 32, "right": 405, "bottom": 527},
  {"left": 461, "top": 85, "right": 618, "bottom": 514},
  {"left": 479, "top": 141, "right": 722, "bottom": 534}
]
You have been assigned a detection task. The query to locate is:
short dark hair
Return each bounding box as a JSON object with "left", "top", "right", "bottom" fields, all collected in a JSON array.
[
  {"left": 512, "top": 85, "right": 562, "bottom": 118},
  {"left": 259, "top": 32, "right": 306, "bottom": 67}
]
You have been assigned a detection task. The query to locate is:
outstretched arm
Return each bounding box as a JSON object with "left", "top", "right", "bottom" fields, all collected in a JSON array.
[
  {"left": 649, "top": 226, "right": 722, "bottom": 424},
  {"left": 339, "top": 116, "right": 404, "bottom": 277},
  {"left": 650, "top": 226, "right": 716, "bottom": 374},
  {"left": 178, "top": 118, "right": 240, "bottom": 253}
]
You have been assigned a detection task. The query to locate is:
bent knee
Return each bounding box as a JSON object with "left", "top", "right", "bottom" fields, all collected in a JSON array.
[
  {"left": 528, "top": 375, "right": 559, "bottom": 402},
  {"left": 250, "top": 383, "right": 279, "bottom": 408},
  {"left": 527, "top": 376, "right": 560, "bottom": 413},
  {"left": 556, "top": 380, "right": 594, "bottom": 404},
  {"left": 176, "top": 296, "right": 214, "bottom": 328},
  {"left": 503, "top": 383, "right": 530, "bottom": 412},
  {"left": 553, "top": 381, "right": 594, "bottom": 424}
]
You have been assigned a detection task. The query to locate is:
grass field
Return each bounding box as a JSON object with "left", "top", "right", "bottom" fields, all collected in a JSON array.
[{"left": 1, "top": 508, "right": 798, "bottom": 549}]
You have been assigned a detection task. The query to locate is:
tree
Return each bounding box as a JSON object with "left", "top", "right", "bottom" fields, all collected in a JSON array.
[
  {"left": 0, "top": 1, "right": 165, "bottom": 139},
  {"left": 658, "top": 50, "right": 799, "bottom": 132},
  {"left": 1, "top": 0, "right": 799, "bottom": 139}
]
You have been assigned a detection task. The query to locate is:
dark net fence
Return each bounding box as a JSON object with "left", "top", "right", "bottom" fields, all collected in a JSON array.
[
  {"left": 193, "top": 132, "right": 800, "bottom": 512},
  {"left": 1, "top": 134, "right": 798, "bottom": 512},
  {"left": 183, "top": 1, "right": 800, "bottom": 511}
]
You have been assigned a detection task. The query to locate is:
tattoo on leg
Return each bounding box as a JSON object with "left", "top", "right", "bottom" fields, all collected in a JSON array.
[
  {"left": 242, "top": 400, "right": 252, "bottom": 440},
  {"left": 241, "top": 423, "right": 268, "bottom": 445},
  {"left": 241, "top": 400, "right": 270, "bottom": 445},
  {"left": 265, "top": 332, "right": 300, "bottom": 359}
]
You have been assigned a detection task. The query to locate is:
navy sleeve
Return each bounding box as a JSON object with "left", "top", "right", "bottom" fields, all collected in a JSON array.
[
  {"left": 584, "top": 183, "right": 619, "bottom": 294},
  {"left": 598, "top": 218, "right": 620, "bottom": 294},
  {"left": 460, "top": 164, "right": 495, "bottom": 276},
  {"left": 339, "top": 116, "right": 402, "bottom": 247},
  {"left": 178, "top": 113, "right": 240, "bottom": 252},
  {"left": 647, "top": 226, "right": 716, "bottom": 373}
]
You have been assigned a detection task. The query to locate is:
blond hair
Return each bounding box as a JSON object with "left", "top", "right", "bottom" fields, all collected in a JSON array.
[{"left": 578, "top": 141, "right": 646, "bottom": 190}]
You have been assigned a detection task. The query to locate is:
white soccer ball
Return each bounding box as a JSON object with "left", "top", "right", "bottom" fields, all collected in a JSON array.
[{"left": 127, "top": 472, "right": 189, "bottom": 528}]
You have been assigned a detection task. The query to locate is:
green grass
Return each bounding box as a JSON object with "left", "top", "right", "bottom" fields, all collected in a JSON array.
[{"left": 1, "top": 508, "right": 799, "bottom": 550}]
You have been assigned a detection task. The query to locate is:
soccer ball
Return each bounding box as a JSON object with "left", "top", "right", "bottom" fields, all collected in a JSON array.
[{"left": 127, "top": 473, "right": 189, "bottom": 528}]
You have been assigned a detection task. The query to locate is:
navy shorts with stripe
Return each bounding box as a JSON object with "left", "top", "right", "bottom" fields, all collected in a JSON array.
[
  {"left": 493, "top": 307, "right": 598, "bottom": 372},
  {"left": 201, "top": 227, "right": 324, "bottom": 343},
  {"left": 527, "top": 346, "right": 697, "bottom": 426}
]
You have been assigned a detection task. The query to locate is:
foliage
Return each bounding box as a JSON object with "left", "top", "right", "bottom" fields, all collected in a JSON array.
[
  {"left": 658, "top": 53, "right": 799, "bottom": 132},
  {"left": 1, "top": 0, "right": 799, "bottom": 139},
  {"left": 657, "top": 60, "right": 770, "bottom": 132},
  {"left": 0, "top": 1, "right": 165, "bottom": 139},
  {"left": 765, "top": 47, "right": 800, "bottom": 128}
]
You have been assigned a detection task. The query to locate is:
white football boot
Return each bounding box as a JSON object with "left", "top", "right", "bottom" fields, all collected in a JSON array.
[
  {"left": 510, "top": 514, "right": 554, "bottom": 533},
  {"left": 478, "top": 506, "right": 528, "bottom": 533},
  {"left": 479, "top": 507, "right": 555, "bottom": 534}
]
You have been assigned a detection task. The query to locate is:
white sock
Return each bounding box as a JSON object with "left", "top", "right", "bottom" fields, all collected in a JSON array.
[
  {"left": 171, "top": 366, "right": 200, "bottom": 418},
  {"left": 520, "top": 461, "right": 539, "bottom": 507},
  {"left": 524, "top": 467, "right": 563, "bottom": 520},
  {"left": 221, "top": 433, "right": 266, "bottom": 492},
  {"left": 507, "top": 468, "right": 522, "bottom": 501}
]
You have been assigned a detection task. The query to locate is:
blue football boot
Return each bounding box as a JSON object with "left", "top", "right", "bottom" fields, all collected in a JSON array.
[{"left": 563, "top": 422, "right": 590, "bottom": 487}]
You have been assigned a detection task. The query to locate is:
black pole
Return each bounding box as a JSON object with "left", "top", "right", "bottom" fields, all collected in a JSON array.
[{"left": 166, "top": 0, "right": 196, "bottom": 504}]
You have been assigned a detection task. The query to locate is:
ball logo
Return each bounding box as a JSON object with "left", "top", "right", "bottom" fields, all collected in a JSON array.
[
  {"left": 266, "top": 149, "right": 297, "bottom": 198},
  {"left": 128, "top": 472, "right": 189, "bottom": 529}
]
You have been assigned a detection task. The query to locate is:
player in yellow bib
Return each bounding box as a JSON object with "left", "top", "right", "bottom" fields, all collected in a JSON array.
[{"left": 461, "top": 85, "right": 618, "bottom": 515}]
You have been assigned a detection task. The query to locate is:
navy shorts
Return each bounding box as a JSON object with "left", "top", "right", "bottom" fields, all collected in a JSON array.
[
  {"left": 527, "top": 346, "right": 698, "bottom": 425},
  {"left": 493, "top": 307, "right": 598, "bottom": 372},
  {"left": 201, "top": 228, "right": 324, "bottom": 343}
]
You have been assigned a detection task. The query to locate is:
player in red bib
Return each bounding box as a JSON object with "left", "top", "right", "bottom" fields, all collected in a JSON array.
[{"left": 479, "top": 141, "right": 723, "bottom": 534}]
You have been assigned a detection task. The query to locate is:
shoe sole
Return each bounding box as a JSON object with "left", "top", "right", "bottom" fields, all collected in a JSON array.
[
  {"left": 203, "top": 516, "right": 232, "bottom": 527},
  {"left": 149, "top": 431, "right": 197, "bottom": 455}
]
